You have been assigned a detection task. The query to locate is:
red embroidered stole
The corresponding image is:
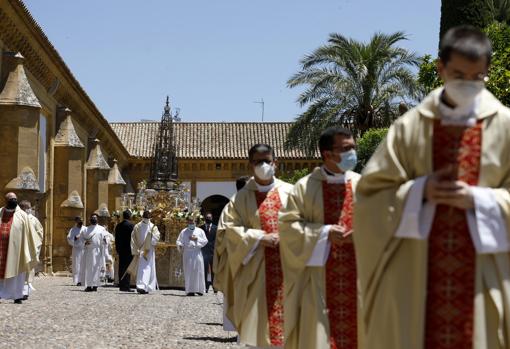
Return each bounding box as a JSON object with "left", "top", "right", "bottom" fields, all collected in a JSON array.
[
  {"left": 425, "top": 120, "right": 482, "bottom": 348},
  {"left": 255, "top": 189, "right": 284, "bottom": 346},
  {"left": 323, "top": 181, "right": 357, "bottom": 349},
  {"left": 0, "top": 210, "right": 15, "bottom": 279}
]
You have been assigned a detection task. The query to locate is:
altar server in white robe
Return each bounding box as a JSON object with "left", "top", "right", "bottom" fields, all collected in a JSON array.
[
  {"left": 127, "top": 210, "right": 160, "bottom": 294},
  {"left": 18, "top": 200, "right": 43, "bottom": 299},
  {"left": 67, "top": 216, "right": 86, "bottom": 286},
  {"left": 80, "top": 214, "right": 106, "bottom": 292},
  {"left": 177, "top": 217, "right": 208, "bottom": 296},
  {"left": 0, "top": 193, "right": 38, "bottom": 304},
  {"left": 101, "top": 229, "right": 115, "bottom": 282}
]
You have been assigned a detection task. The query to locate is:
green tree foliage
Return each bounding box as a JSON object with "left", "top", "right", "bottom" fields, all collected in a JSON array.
[
  {"left": 286, "top": 32, "right": 419, "bottom": 156},
  {"left": 279, "top": 168, "right": 311, "bottom": 185},
  {"left": 487, "top": 0, "right": 510, "bottom": 23},
  {"left": 355, "top": 128, "right": 388, "bottom": 172},
  {"left": 485, "top": 22, "right": 510, "bottom": 105},
  {"left": 417, "top": 22, "right": 510, "bottom": 107},
  {"left": 440, "top": 0, "right": 494, "bottom": 40},
  {"left": 417, "top": 55, "right": 442, "bottom": 95}
]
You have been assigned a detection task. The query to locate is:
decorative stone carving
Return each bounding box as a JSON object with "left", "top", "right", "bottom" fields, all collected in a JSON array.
[
  {"left": 96, "top": 203, "right": 110, "bottom": 217},
  {"left": 86, "top": 139, "right": 110, "bottom": 170},
  {"left": 108, "top": 160, "right": 126, "bottom": 185},
  {"left": 60, "top": 190, "right": 84, "bottom": 208},
  {"left": 0, "top": 52, "right": 41, "bottom": 108},
  {"left": 5, "top": 166, "right": 39, "bottom": 191},
  {"left": 55, "top": 110, "right": 84, "bottom": 148}
]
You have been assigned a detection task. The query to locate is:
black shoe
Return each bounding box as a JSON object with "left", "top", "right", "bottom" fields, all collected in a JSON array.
[
  {"left": 136, "top": 288, "right": 147, "bottom": 294},
  {"left": 22, "top": 295, "right": 28, "bottom": 300},
  {"left": 196, "top": 293, "right": 203, "bottom": 296},
  {"left": 120, "top": 288, "right": 134, "bottom": 292},
  {"left": 186, "top": 292, "right": 195, "bottom": 296},
  {"left": 84, "top": 287, "right": 93, "bottom": 292},
  {"left": 92, "top": 287, "right": 98, "bottom": 292},
  {"left": 76, "top": 282, "right": 82, "bottom": 286},
  {"left": 14, "top": 299, "right": 23, "bottom": 304}
]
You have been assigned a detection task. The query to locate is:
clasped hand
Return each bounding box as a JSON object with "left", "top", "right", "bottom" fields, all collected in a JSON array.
[
  {"left": 260, "top": 232, "right": 279, "bottom": 249},
  {"left": 424, "top": 166, "right": 474, "bottom": 209},
  {"left": 328, "top": 224, "right": 352, "bottom": 245}
]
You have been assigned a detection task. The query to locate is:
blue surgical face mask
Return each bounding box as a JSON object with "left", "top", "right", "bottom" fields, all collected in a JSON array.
[
  {"left": 188, "top": 224, "right": 196, "bottom": 230},
  {"left": 337, "top": 149, "right": 357, "bottom": 172}
]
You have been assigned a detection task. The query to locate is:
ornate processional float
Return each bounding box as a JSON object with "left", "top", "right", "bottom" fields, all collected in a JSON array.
[{"left": 112, "top": 97, "right": 203, "bottom": 288}]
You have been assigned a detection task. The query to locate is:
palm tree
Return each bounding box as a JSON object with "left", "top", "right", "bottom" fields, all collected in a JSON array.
[
  {"left": 285, "top": 32, "right": 419, "bottom": 156},
  {"left": 487, "top": 0, "right": 510, "bottom": 23}
]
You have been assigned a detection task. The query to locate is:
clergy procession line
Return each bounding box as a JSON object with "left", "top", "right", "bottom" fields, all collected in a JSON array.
[{"left": 2, "top": 26, "right": 510, "bottom": 349}]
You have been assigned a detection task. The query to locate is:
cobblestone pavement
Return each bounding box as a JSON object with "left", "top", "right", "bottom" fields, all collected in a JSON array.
[{"left": 0, "top": 276, "right": 242, "bottom": 349}]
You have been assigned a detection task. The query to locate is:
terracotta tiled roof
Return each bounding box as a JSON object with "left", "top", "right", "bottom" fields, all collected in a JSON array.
[{"left": 110, "top": 122, "right": 320, "bottom": 160}]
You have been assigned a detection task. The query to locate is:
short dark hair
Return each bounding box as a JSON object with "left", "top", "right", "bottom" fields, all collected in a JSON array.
[
  {"left": 236, "top": 176, "right": 250, "bottom": 191},
  {"left": 19, "top": 200, "right": 31, "bottom": 210},
  {"left": 248, "top": 144, "right": 275, "bottom": 162},
  {"left": 123, "top": 210, "right": 132, "bottom": 220},
  {"left": 318, "top": 127, "right": 353, "bottom": 159},
  {"left": 74, "top": 216, "right": 82, "bottom": 222},
  {"left": 439, "top": 25, "right": 492, "bottom": 65}
]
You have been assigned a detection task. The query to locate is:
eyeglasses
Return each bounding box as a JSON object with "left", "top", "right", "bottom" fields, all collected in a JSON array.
[{"left": 251, "top": 159, "right": 273, "bottom": 166}]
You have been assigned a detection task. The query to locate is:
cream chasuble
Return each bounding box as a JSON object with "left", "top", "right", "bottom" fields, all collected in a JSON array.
[
  {"left": 354, "top": 88, "right": 510, "bottom": 349},
  {"left": 222, "top": 178, "right": 293, "bottom": 347},
  {"left": 0, "top": 206, "right": 38, "bottom": 279},
  {"left": 279, "top": 168, "right": 361, "bottom": 349}
]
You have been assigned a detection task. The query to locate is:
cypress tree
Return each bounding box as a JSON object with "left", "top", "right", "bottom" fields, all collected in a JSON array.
[{"left": 440, "top": 0, "right": 494, "bottom": 40}]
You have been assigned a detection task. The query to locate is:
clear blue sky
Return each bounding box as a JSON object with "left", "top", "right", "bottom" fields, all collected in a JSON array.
[{"left": 24, "top": 0, "right": 441, "bottom": 123}]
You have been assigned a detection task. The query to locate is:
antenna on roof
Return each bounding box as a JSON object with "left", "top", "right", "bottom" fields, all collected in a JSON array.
[{"left": 253, "top": 98, "right": 264, "bottom": 122}]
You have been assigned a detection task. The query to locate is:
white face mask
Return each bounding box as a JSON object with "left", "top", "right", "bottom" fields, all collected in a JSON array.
[
  {"left": 444, "top": 79, "right": 484, "bottom": 109},
  {"left": 254, "top": 162, "right": 275, "bottom": 181}
]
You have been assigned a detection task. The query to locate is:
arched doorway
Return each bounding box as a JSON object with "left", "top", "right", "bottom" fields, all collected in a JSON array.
[{"left": 201, "top": 195, "right": 230, "bottom": 225}]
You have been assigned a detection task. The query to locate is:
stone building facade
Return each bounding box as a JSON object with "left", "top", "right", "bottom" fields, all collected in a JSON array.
[{"left": 0, "top": 0, "right": 320, "bottom": 273}]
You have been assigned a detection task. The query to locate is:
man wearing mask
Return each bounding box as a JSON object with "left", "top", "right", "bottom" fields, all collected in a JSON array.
[
  {"left": 19, "top": 200, "right": 43, "bottom": 300},
  {"left": 126, "top": 210, "right": 160, "bottom": 294},
  {"left": 67, "top": 216, "right": 86, "bottom": 286},
  {"left": 0, "top": 193, "right": 38, "bottom": 304},
  {"left": 354, "top": 26, "right": 510, "bottom": 348},
  {"left": 177, "top": 216, "right": 208, "bottom": 296},
  {"left": 221, "top": 144, "right": 293, "bottom": 348},
  {"left": 200, "top": 212, "right": 216, "bottom": 293},
  {"left": 115, "top": 210, "right": 134, "bottom": 292},
  {"left": 279, "top": 127, "right": 361, "bottom": 349},
  {"left": 80, "top": 214, "right": 106, "bottom": 292}
]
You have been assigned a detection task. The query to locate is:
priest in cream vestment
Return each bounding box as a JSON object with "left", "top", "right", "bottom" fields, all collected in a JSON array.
[
  {"left": 0, "top": 193, "right": 38, "bottom": 303},
  {"left": 214, "top": 176, "right": 249, "bottom": 332},
  {"left": 222, "top": 144, "right": 293, "bottom": 347},
  {"left": 126, "top": 210, "right": 160, "bottom": 294},
  {"left": 354, "top": 26, "right": 510, "bottom": 349},
  {"left": 280, "top": 127, "right": 361, "bottom": 349},
  {"left": 19, "top": 200, "right": 43, "bottom": 299}
]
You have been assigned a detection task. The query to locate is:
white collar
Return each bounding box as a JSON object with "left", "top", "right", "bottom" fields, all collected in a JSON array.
[
  {"left": 321, "top": 166, "right": 348, "bottom": 184},
  {"left": 255, "top": 180, "right": 275, "bottom": 193},
  {"left": 437, "top": 90, "right": 479, "bottom": 126}
]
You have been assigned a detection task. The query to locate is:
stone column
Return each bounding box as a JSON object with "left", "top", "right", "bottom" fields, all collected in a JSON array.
[
  {"left": 52, "top": 108, "right": 86, "bottom": 271},
  {"left": 85, "top": 139, "right": 110, "bottom": 223},
  {"left": 108, "top": 159, "right": 126, "bottom": 213},
  {"left": 0, "top": 52, "right": 41, "bottom": 200}
]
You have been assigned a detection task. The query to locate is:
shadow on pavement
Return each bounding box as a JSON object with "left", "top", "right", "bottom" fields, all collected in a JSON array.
[
  {"left": 182, "top": 336, "right": 237, "bottom": 343},
  {"left": 197, "top": 322, "right": 222, "bottom": 326}
]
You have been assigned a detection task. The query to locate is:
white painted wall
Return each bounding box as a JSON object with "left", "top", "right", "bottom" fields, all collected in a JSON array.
[{"left": 196, "top": 181, "right": 236, "bottom": 201}]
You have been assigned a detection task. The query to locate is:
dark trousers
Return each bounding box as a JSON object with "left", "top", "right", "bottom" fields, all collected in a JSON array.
[
  {"left": 203, "top": 253, "right": 214, "bottom": 290},
  {"left": 118, "top": 254, "right": 133, "bottom": 290}
]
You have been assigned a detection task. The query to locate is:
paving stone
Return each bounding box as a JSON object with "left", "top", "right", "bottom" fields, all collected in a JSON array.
[{"left": 0, "top": 276, "right": 242, "bottom": 349}]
